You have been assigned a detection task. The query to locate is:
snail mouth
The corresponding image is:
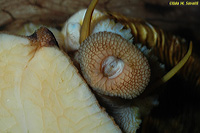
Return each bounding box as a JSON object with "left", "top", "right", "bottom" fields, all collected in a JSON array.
[{"left": 101, "top": 56, "right": 124, "bottom": 79}]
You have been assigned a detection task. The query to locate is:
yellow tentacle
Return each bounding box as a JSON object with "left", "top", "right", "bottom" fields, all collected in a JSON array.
[
  {"left": 159, "top": 41, "right": 192, "bottom": 85},
  {"left": 142, "top": 41, "right": 193, "bottom": 96},
  {"left": 80, "top": 0, "right": 98, "bottom": 43}
]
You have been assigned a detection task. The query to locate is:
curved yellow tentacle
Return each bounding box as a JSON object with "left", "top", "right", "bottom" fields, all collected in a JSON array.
[
  {"left": 148, "top": 41, "right": 192, "bottom": 93},
  {"left": 80, "top": 0, "right": 98, "bottom": 43},
  {"left": 160, "top": 41, "right": 192, "bottom": 84},
  {"left": 140, "top": 41, "right": 193, "bottom": 97}
]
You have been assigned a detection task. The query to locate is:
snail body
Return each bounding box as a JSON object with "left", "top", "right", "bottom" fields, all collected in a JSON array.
[
  {"left": 79, "top": 32, "right": 151, "bottom": 99},
  {"left": 70, "top": 2, "right": 162, "bottom": 132},
  {"left": 77, "top": 31, "right": 152, "bottom": 133}
]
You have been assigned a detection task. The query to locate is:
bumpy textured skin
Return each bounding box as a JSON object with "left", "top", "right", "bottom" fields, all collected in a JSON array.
[
  {"left": 79, "top": 32, "right": 151, "bottom": 99},
  {"left": 95, "top": 93, "right": 142, "bottom": 133},
  {"left": 107, "top": 12, "right": 200, "bottom": 88}
]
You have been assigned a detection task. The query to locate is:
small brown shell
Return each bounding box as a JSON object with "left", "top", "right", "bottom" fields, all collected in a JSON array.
[{"left": 79, "top": 32, "right": 151, "bottom": 99}]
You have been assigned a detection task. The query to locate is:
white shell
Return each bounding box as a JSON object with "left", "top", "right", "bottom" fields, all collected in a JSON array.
[
  {"left": 61, "top": 9, "right": 133, "bottom": 52},
  {"left": 61, "top": 9, "right": 105, "bottom": 52},
  {"left": 64, "top": 23, "right": 81, "bottom": 51}
]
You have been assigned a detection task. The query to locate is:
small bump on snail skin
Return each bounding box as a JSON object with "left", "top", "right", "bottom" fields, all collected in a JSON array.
[
  {"left": 79, "top": 31, "right": 151, "bottom": 99},
  {"left": 28, "top": 27, "right": 59, "bottom": 48},
  {"left": 16, "top": 23, "right": 65, "bottom": 49}
]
